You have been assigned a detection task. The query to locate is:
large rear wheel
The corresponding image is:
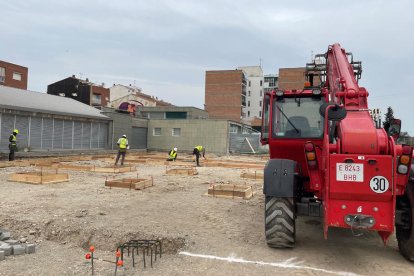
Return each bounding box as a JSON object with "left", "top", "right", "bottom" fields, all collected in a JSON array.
[
  {"left": 396, "top": 182, "right": 414, "bottom": 261},
  {"left": 265, "top": 196, "right": 296, "bottom": 248}
]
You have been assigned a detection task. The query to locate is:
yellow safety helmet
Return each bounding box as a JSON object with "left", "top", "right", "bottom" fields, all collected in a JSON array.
[{"left": 13, "top": 129, "right": 19, "bottom": 134}]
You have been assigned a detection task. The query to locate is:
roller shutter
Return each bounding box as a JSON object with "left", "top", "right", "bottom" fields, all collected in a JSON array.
[
  {"left": 30, "top": 117, "right": 42, "bottom": 150},
  {"left": 15, "top": 116, "right": 29, "bottom": 149},
  {"left": 82, "top": 122, "right": 91, "bottom": 149},
  {"left": 0, "top": 114, "right": 14, "bottom": 150},
  {"left": 73, "top": 121, "right": 82, "bottom": 149},
  {"left": 42, "top": 118, "right": 53, "bottom": 150},
  {"left": 53, "top": 119, "right": 63, "bottom": 149},
  {"left": 91, "top": 123, "right": 99, "bottom": 149},
  {"left": 63, "top": 120, "right": 73, "bottom": 149}
]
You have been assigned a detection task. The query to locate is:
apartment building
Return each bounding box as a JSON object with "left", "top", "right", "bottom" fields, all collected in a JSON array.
[
  {"left": 204, "top": 70, "right": 246, "bottom": 123},
  {"left": 264, "top": 74, "right": 278, "bottom": 93},
  {"left": 47, "top": 75, "right": 110, "bottom": 107},
  {"left": 0, "top": 60, "right": 28, "bottom": 90}
]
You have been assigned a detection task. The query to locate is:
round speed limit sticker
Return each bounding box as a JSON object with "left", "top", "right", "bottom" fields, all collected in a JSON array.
[{"left": 369, "top": 176, "right": 389, "bottom": 193}]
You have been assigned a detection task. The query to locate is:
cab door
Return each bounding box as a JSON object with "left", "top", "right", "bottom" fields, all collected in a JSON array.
[{"left": 261, "top": 92, "right": 271, "bottom": 145}]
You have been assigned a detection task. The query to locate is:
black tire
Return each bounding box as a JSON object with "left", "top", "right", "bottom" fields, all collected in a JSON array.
[
  {"left": 265, "top": 196, "right": 296, "bottom": 248},
  {"left": 396, "top": 182, "right": 414, "bottom": 261}
]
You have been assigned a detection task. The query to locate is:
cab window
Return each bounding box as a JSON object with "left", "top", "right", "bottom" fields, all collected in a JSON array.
[{"left": 272, "top": 97, "right": 325, "bottom": 138}]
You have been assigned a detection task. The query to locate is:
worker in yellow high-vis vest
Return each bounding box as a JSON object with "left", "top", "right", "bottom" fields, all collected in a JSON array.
[
  {"left": 167, "top": 147, "right": 178, "bottom": 161},
  {"left": 115, "top": 134, "right": 129, "bottom": 166},
  {"left": 192, "top": 145, "right": 206, "bottom": 166},
  {"left": 9, "top": 129, "right": 19, "bottom": 161}
]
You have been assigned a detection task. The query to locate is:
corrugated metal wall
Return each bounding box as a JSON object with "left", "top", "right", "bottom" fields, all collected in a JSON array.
[
  {"left": 130, "top": 127, "right": 147, "bottom": 149},
  {"left": 0, "top": 114, "right": 108, "bottom": 151},
  {"left": 229, "top": 133, "right": 260, "bottom": 153}
]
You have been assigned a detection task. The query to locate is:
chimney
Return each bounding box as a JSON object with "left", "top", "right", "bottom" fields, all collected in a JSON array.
[
  {"left": 86, "top": 78, "right": 89, "bottom": 82},
  {"left": 72, "top": 74, "right": 75, "bottom": 78}
]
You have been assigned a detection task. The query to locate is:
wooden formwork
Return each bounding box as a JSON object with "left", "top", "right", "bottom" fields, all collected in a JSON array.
[
  {"left": 203, "top": 161, "right": 264, "bottom": 169},
  {"left": 163, "top": 161, "right": 194, "bottom": 167},
  {"left": 8, "top": 170, "right": 69, "bottom": 185},
  {"left": 208, "top": 184, "right": 253, "bottom": 199},
  {"left": 45, "top": 163, "right": 136, "bottom": 173},
  {"left": 0, "top": 160, "right": 34, "bottom": 168},
  {"left": 240, "top": 171, "right": 264, "bottom": 180},
  {"left": 165, "top": 166, "right": 198, "bottom": 176},
  {"left": 105, "top": 176, "right": 154, "bottom": 190},
  {"left": 94, "top": 166, "right": 136, "bottom": 173}
]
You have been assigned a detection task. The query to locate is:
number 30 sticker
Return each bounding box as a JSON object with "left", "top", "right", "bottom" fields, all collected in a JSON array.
[{"left": 369, "top": 176, "right": 389, "bottom": 193}]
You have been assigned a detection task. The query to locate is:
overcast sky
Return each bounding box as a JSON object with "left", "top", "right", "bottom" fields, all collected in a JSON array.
[{"left": 1, "top": 1, "right": 414, "bottom": 133}]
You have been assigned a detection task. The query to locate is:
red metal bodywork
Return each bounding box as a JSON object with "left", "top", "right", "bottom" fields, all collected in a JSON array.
[{"left": 263, "top": 43, "right": 412, "bottom": 243}]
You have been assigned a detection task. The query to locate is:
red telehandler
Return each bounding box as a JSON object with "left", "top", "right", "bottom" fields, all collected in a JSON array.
[{"left": 261, "top": 43, "right": 414, "bottom": 261}]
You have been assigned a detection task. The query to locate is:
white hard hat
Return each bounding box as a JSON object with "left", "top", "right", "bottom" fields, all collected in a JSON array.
[
  {"left": 122, "top": 134, "right": 127, "bottom": 137},
  {"left": 174, "top": 147, "right": 177, "bottom": 151}
]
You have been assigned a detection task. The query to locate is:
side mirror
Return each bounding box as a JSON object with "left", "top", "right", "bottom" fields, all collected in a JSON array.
[
  {"left": 319, "top": 103, "right": 347, "bottom": 121},
  {"left": 387, "top": 119, "right": 401, "bottom": 140}
]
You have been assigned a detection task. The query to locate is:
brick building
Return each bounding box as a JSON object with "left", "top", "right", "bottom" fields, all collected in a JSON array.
[
  {"left": 204, "top": 70, "right": 246, "bottom": 123},
  {"left": 47, "top": 75, "right": 110, "bottom": 107},
  {"left": 0, "top": 60, "right": 28, "bottom": 90},
  {"left": 278, "top": 67, "right": 321, "bottom": 90}
]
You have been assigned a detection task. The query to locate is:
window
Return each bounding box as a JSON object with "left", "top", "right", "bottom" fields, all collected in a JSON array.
[
  {"left": 153, "top": 128, "right": 161, "bottom": 136},
  {"left": 260, "top": 80, "right": 263, "bottom": 86},
  {"left": 248, "top": 91, "right": 251, "bottom": 97},
  {"left": 248, "top": 111, "right": 250, "bottom": 116},
  {"left": 172, "top": 128, "right": 181, "bottom": 136},
  {"left": 259, "top": 111, "right": 262, "bottom": 117},
  {"left": 260, "top": 90, "right": 262, "bottom": 96},
  {"left": 230, "top": 125, "right": 239, "bottom": 133},
  {"left": 248, "top": 101, "right": 250, "bottom": 107},
  {"left": 273, "top": 98, "right": 325, "bottom": 138},
  {"left": 259, "top": 100, "right": 262, "bottom": 107},
  {"left": 12, "top": 72, "right": 22, "bottom": 81},
  {"left": 166, "top": 112, "right": 187, "bottom": 119},
  {"left": 91, "top": 93, "right": 101, "bottom": 105},
  {"left": 249, "top": 81, "right": 251, "bottom": 87},
  {"left": 0, "top": 67, "right": 5, "bottom": 83}
]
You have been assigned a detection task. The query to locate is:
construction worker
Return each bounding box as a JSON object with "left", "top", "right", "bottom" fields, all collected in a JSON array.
[
  {"left": 193, "top": 145, "right": 206, "bottom": 167},
  {"left": 9, "top": 129, "right": 19, "bottom": 161},
  {"left": 115, "top": 134, "right": 129, "bottom": 166},
  {"left": 167, "top": 147, "right": 178, "bottom": 161}
]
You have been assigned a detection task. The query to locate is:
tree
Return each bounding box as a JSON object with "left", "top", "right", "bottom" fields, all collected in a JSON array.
[{"left": 383, "top": 106, "right": 394, "bottom": 132}]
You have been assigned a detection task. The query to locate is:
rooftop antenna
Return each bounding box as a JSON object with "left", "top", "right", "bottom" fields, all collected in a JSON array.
[
  {"left": 133, "top": 80, "right": 136, "bottom": 87},
  {"left": 311, "top": 50, "right": 314, "bottom": 61},
  {"left": 259, "top": 57, "right": 262, "bottom": 67}
]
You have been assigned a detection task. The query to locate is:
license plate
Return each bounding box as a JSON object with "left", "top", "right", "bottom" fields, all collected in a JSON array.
[{"left": 336, "top": 163, "right": 364, "bottom": 182}]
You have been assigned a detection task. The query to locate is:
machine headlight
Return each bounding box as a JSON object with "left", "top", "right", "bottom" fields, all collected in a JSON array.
[
  {"left": 398, "top": 164, "right": 408, "bottom": 174},
  {"left": 275, "top": 90, "right": 284, "bottom": 97},
  {"left": 312, "top": 89, "right": 322, "bottom": 96}
]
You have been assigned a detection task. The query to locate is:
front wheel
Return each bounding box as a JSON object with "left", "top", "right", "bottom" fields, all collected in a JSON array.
[
  {"left": 396, "top": 182, "right": 414, "bottom": 261},
  {"left": 265, "top": 196, "right": 296, "bottom": 248}
]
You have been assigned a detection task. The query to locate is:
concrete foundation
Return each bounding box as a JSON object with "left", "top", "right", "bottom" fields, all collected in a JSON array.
[
  {"left": 47, "top": 164, "right": 136, "bottom": 173},
  {"left": 8, "top": 171, "right": 69, "bottom": 185},
  {"left": 105, "top": 177, "right": 154, "bottom": 190},
  {"left": 166, "top": 167, "right": 198, "bottom": 176},
  {"left": 208, "top": 184, "right": 253, "bottom": 199},
  {"left": 240, "top": 171, "right": 264, "bottom": 180}
]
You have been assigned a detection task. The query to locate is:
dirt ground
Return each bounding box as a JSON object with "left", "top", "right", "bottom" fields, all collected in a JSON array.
[{"left": 0, "top": 153, "right": 414, "bottom": 276}]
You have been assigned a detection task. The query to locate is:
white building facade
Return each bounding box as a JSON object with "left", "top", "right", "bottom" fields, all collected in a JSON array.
[{"left": 238, "top": 66, "right": 264, "bottom": 124}]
